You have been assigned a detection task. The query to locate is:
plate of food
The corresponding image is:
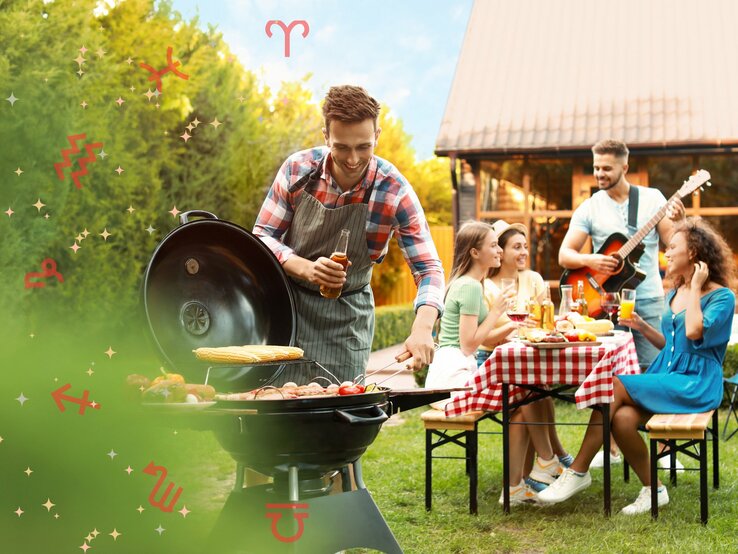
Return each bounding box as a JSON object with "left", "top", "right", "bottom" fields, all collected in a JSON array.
[
  {"left": 523, "top": 340, "right": 602, "bottom": 349},
  {"left": 522, "top": 328, "right": 601, "bottom": 349}
]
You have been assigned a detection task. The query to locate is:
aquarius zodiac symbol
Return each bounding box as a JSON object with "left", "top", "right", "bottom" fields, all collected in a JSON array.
[
  {"left": 265, "top": 20, "right": 310, "bottom": 57},
  {"left": 143, "top": 461, "right": 183, "bottom": 512},
  {"left": 139, "top": 46, "right": 190, "bottom": 92},
  {"left": 53, "top": 134, "right": 103, "bottom": 190},
  {"left": 265, "top": 503, "right": 310, "bottom": 543}
]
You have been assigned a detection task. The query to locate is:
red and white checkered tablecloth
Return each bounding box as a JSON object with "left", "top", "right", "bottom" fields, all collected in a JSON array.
[{"left": 444, "top": 333, "right": 640, "bottom": 416}]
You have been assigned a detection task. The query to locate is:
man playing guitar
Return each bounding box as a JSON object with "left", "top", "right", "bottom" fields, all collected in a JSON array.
[{"left": 558, "top": 139, "right": 685, "bottom": 368}]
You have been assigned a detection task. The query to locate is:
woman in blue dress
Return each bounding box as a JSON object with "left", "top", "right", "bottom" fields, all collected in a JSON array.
[{"left": 539, "top": 218, "right": 736, "bottom": 514}]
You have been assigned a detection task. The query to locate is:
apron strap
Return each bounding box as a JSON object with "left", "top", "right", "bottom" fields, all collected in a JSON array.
[
  {"left": 291, "top": 280, "right": 370, "bottom": 297},
  {"left": 292, "top": 154, "right": 378, "bottom": 204}
]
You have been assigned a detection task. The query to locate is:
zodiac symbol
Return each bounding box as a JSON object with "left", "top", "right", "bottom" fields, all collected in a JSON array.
[
  {"left": 265, "top": 503, "right": 309, "bottom": 543},
  {"left": 24, "top": 258, "right": 64, "bottom": 289},
  {"left": 143, "top": 461, "right": 183, "bottom": 512},
  {"left": 264, "top": 20, "right": 310, "bottom": 57},
  {"left": 54, "top": 134, "right": 103, "bottom": 190},
  {"left": 139, "top": 46, "right": 190, "bottom": 92},
  {"left": 51, "top": 384, "right": 101, "bottom": 415}
]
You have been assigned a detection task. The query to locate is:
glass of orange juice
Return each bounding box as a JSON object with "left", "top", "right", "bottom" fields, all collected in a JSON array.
[{"left": 620, "top": 289, "right": 636, "bottom": 326}]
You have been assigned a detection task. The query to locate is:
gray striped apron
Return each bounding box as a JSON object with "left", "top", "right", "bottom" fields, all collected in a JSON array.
[{"left": 280, "top": 157, "right": 376, "bottom": 384}]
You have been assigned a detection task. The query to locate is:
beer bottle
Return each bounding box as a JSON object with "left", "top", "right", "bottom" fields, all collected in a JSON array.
[
  {"left": 541, "top": 282, "right": 555, "bottom": 330},
  {"left": 576, "top": 280, "right": 589, "bottom": 317},
  {"left": 320, "top": 229, "right": 350, "bottom": 299},
  {"left": 527, "top": 296, "right": 542, "bottom": 327}
]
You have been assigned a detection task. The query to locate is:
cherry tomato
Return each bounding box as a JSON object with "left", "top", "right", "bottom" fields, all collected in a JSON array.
[{"left": 338, "top": 384, "right": 366, "bottom": 395}]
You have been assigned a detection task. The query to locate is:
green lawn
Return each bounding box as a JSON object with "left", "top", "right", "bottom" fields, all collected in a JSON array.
[{"left": 177, "top": 402, "right": 738, "bottom": 553}]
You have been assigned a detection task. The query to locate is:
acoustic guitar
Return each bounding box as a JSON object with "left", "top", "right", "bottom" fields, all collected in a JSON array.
[{"left": 559, "top": 170, "right": 712, "bottom": 318}]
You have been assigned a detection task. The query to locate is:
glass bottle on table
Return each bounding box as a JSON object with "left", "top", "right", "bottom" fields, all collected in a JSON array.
[
  {"left": 541, "top": 282, "right": 555, "bottom": 330},
  {"left": 527, "top": 296, "right": 542, "bottom": 327},
  {"left": 320, "top": 229, "right": 350, "bottom": 299},
  {"left": 559, "top": 284, "right": 574, "bottom": 316},
  {"left": 576, "top": 280, "right": 589, "bottom": 316}
]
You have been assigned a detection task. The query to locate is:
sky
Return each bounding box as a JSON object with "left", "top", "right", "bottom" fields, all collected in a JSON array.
[{"left": 169, "top": 0, "right": 474, "bottom": 159}]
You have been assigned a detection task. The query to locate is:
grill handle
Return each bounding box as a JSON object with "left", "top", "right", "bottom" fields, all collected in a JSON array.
[
  {"left": 179, "top": 210, "right": 219, "bottom": 225},
  {"left": 334, "top": 405, "right": 388, "bottom": 426}
]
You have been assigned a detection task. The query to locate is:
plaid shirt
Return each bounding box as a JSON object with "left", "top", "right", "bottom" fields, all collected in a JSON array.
[{"left": 253, "top": 147, "right": 444, "bottom": 313}]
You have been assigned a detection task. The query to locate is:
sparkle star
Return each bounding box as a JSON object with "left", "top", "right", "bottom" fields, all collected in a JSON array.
[
  {"left": 129, "top": 85, "right": 135, "bottom": 92},
  {"left": 125, "top": 466, "right": 133, "bottom": 475},
  {"left": 144, "top": 89, "right": 155, "bottom": 101},
  {"left": 115, "top": 96, "right": 125, "bottom": 107},
  {"left": 178, "top": 505, "right": 191, "bottom": 518},
  {"left": 145, "top": 225, "right": 156, "bottom": 235},
  {"left": 80, "top": 100, "right": 88, "bottom": 109},
  {"left": 210, "top": 118, "right": 222, "bottom": 129},
  {"left": 14, "top": 507, "right": 24, "bottom": 517},
  {"left": 5, "top": 207, "right": 13, "bottom": 217},
  {"left": 24, "top": 467, "right": 33, "bottom": 476},
  {"left": 107, "top": 449, "right": 117, "bottom": 459},
  {"left": 91, "top": 529, "right": 99, "bottom": 538},
  {"left": 74, "top": 54, "right": 86, "bottom": 66},
  {"left": 42, "top": 498, "right": 55, "bottom": 512},
  {"left": 79, "top": 45, "right": 88, "bottom": 54},
  {"left": 136, "top": 505, "right": 145, "bottom": 514},
  {"left": 168, "top": 206, "right": 181, "bottom": 218},
  {"left": 185, "top": 123, "right": 194, "bottom": 132},
  {"left": 80, "top": 542, "right": 91, "bottom": 553},
  {"left": 70, "top": 242, "right": 81, "bottom": 253},
  {"left": 14, "top": 167, "right": 23, "bottom": 176},
  {"left": 82, "top": 228, "right": 90, "bottom": 238},
  {"left": 54, "top": 513, "right": 60, "bottom": 519},
  {"left": 191, "top": 117, "right": 201, "bottom": 127},
  {"left": 237, "top": 95, "right": 246, "bottom": 103},
  {"left": 155, "top": 525, "right": 165, "bottom": 535},
  {"left": 98, "top": 150, "right": 107, "bottom": 159},
  {"left": 180, "top": 131, "right": 191, "bottom": 142},
  {"left": 104, "top": 346, "right": 116, "bottom": 358},
  {"left": 87, "top": 367, "right": 94, "bottom": 376},
  {"left": 115, "top": 166, "right": 124, "bottom": 175},
  {"left": 77, "top": 69, "right": 85, "bottom": 77},
  {"left": 16, "top": 393, "right": 28, "bottom": 406},
  {"left": 125, "top": 56, "right": 133, "bottom": 65},
  {"left": 6, "top": 92, "right": 18, "bottom": 106},
  {"left": 99, "top": 228, "right": 111, "bottom": 240},
  {"left": 96, "top": 48, "right": 106, "bottom": 58},
  {"left": 109, "top": 529, "right": 121, "bottom": 540},
  {"left": 89, "top": 400, "right": 99, "bottom": 409},
  {"left": 126, "top": 205, "right": 135, "bottom": 214},
  {"left": 33, "top": 198, "right": 46, "bottom": 211}
]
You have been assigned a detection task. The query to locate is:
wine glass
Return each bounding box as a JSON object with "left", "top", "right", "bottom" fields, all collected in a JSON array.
[{"left": 600, "top": 292, "right": 621, "bottom": 324}]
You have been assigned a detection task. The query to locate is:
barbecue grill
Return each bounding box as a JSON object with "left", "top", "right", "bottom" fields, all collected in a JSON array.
[{"left": 143, "top": 211, "right": 454, "bottom": 553}]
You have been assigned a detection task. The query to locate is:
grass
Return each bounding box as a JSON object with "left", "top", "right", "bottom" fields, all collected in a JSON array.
[
  {"left": 357, "top": 403, "right": 738, "bottom": 554},
  {"left": 173, "top": 402, "right": 738, "bottom": 553}
]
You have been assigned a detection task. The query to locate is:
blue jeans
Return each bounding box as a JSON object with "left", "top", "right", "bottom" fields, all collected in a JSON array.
[
  {"left": 476, "top": 349, "right": 493, "bottom": 367},
  {"left": 616, "top": 296, "right": 664, "bottom": 369}
]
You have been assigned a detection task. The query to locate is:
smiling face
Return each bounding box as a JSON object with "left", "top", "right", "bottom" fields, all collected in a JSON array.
[
  {"left": 593, "top": 153, "right": 628, "bottom": 191},
  {"left": 474, "top": 230, "right": 503, "bottom": 271},
  {"left": 664, "top": 231, "right": 693, "bottom": 277},
  {"left": 323, "top": 118, "right": 380, "bottom": 191},
  {"left": 500, "top": 231, "right": 528, "bottom": 271}
]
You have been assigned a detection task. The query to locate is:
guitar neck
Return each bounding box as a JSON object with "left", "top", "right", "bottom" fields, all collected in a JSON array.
[{"left": 618, "top": 191, "right": 679, "bottom": 258}]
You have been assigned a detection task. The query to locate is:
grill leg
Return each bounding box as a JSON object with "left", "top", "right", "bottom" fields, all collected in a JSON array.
[
  {"left": 712, "top": 411, "right": 720, "bottom": 490},
  {"left": 700, "top": 436, "right": 708, "bottom": 524},
  {"left": 425, "top": 429, "right": 433, "bottom": 512},
  {"left": 468, "top": 428, "right": 478, "bottom": 515},
  {"left": 233, "top": 462, "right": 244, "bottom": 491}
]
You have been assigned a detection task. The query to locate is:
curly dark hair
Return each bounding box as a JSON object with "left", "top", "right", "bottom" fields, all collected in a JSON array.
[{"left": 671, "top": 217, "right": 737, "bottom": 291}]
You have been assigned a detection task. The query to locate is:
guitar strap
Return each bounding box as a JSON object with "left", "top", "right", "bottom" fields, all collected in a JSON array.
[{"left": 627, "top": 184, "right": 639, "bottom": 234}]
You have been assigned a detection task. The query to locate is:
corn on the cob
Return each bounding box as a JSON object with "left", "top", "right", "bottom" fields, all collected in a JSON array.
[{"left": 193, "top": 345, "right": 304, "bottom": 364}]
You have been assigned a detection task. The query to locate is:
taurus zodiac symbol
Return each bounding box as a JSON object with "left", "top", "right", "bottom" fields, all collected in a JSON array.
[
  {"left": 265, "top": 20, "right": 310, "bottom": 57},
  {"left": 265, "top": 503, "right": 310, "bottom": 543},
  {"left": 139, "top": 46, "right": 190, "bottom": 92},
  {"left": 143, "top": 461, "right": 183, "bottom": 512}
]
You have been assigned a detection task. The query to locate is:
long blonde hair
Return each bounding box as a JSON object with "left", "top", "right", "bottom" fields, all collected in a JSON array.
[{"left": 448, "top": 221, "right": 494, "bottom": 290}]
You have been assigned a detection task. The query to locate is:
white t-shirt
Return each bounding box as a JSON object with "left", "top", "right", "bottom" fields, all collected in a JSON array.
[{"left": 569, "top": 186, "right": 666, "bottom": 300}]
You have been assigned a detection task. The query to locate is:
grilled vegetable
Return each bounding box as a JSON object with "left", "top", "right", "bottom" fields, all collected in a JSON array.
[
  {"left": 142, "top": 380, "right": 187, "bottom": 403},
  {"left": 338, "top": 384, "right": 366, "bottom": 395}
]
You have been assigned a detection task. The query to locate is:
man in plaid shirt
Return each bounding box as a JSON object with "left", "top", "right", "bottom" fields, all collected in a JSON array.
[{"left": 253, "top": 85, "right": 444, "bottom": 376}]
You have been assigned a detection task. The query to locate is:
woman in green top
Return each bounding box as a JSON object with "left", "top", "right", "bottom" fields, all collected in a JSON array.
[{"left": 425, "top": 221, "right": 544, "bottom": 505}]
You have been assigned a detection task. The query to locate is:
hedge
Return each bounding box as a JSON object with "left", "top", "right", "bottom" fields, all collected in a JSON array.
[{"left": 371, "top": 304, "right": 416, "bottom": 352}]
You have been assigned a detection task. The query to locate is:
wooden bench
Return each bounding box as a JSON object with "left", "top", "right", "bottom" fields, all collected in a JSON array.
[
  {"left": 645, "top": 411, "right": 719, "bottom": 524},
  {"left": 421, "top": 409, "right": 488, "bottom": 515}
]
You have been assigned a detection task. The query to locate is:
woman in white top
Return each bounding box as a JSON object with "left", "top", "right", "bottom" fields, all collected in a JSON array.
[{"left": 479, "top": 220, "right": 572, "bottom": 499}]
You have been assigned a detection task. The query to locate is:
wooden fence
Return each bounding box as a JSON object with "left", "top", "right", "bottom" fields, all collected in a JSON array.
[{"left": 375, "top": 225, "right": 454, "bottom": 306}]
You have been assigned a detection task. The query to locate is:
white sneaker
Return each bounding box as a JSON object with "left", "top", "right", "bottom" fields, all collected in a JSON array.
[
  {"left": 658, "top": 455, "right": 685, "bottom": 473},
  {"left": 537, "top": 468, "right": 592, "bottom": 504},
  {"left": 590, "top": 450, "right": 622, "bottom": 468},
  {"left": 498, "top": 480, "right": 541, "bottom": 506},
  {"left": 528, "top": 456, "right": 564, "bottom": 484},
  {"left": 621, "top": 485, "right": 669, "bottom": 515}
]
